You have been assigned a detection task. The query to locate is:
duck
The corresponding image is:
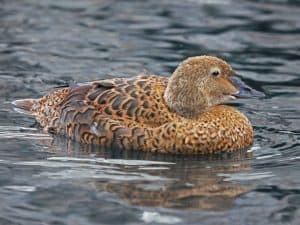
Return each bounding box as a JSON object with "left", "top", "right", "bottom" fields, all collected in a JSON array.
[{"left": 12, "top": 56, "right": 264, "bottom": 154}]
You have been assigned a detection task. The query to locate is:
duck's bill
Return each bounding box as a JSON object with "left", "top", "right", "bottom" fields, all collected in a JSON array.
[{"left": 230, "top": 76, "right": 265, "bottom": 98}]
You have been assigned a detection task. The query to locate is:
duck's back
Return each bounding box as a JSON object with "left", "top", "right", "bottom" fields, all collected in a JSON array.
[{"left": 14, "top": 75, "right": 176, "bottom": 139}]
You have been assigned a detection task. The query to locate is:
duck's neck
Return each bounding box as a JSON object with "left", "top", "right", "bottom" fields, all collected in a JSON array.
[{"left": 163, "top": 74, "right": 208, "bottom": 118}]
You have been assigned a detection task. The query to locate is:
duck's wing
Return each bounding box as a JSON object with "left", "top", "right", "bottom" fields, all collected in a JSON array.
[
  {"left": 32, "top": 75, "right": 171, "bottom": 129},
  {"left": 13, "top": 75, "right": 179, "bottom": 150},
  {"left": 83, "top": 75, "right": 173, "bottom": 126}
]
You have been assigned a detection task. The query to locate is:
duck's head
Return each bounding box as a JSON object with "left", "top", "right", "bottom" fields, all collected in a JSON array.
[{"left": 164, "top": 55, "right": 264, "bottom": 118}]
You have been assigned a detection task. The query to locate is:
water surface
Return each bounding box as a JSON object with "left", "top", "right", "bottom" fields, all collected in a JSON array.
[{"left": 1, "top": 0, "right": 300, "bottom": 224}]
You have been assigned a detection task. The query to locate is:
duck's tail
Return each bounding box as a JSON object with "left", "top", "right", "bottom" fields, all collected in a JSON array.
[{"left": 12, "top": 98, "right": 38, "bottom": 115}]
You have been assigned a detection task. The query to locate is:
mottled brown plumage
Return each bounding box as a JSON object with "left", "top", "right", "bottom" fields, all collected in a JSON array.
[{"left": 13, "top": 56, "right": 264, "bottom": 154}]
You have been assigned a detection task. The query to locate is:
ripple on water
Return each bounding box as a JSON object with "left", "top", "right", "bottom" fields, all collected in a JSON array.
[
  {"left": 13, "top": 157, "right": 175, "bottom": 182},
  {"left": 141, "top": 211, "right": 182, "bottom": 224},
  {"left": 3, "top": 185, "right": 36, "bottom": 192},
  {"left": 0, "top": 126, "right": 52, "bottom": 140}
]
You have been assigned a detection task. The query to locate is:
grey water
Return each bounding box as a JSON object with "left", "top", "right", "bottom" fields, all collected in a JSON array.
[{"left": 0, "top": 0, "right": 300, "bottom": 224}]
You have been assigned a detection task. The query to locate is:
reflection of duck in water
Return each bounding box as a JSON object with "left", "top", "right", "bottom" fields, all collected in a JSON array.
[
  {"left": 33, "top": 136, "right": 253, "bottom": 211},
  {"left": 13, "top": 56, "right": 264, "bottom": 154},
  {"left": 90, "top": 152, "right": 252, "bottom": 211}
]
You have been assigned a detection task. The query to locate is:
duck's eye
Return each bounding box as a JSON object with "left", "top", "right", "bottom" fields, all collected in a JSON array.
[{"left": 211, "top": 69, "right": 220, "bottom": 77}]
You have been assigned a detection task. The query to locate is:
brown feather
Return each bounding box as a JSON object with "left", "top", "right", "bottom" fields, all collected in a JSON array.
[{"left": 12, "top": 56, "right": 258, "bottom": 154}]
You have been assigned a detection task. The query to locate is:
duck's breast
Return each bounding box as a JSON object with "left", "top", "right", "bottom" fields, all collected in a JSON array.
[{"left": 172, "top": 105, "right": 254, "bottom": 153}]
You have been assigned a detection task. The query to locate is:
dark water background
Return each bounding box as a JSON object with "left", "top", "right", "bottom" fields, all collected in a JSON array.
[{"left": 1, "top": 0, "right": 300, "bottom": 224}]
